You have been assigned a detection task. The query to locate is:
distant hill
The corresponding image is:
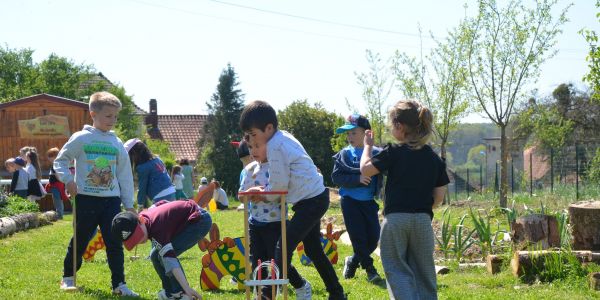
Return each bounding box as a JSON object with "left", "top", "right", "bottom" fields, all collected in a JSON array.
[{"left": 446, "top": 123, "right": 499, "bottom": 166}]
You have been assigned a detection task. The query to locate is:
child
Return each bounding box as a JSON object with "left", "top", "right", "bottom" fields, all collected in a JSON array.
[
  {"left": 46, "top": 147, "right": 68, "bottom": 219},
  {"left": 172, "top": 165, "right": 187, "bottom": 200},
  {"left": 232, "top": 140, "right": 251, "bottom": 211},
  {"left": 125, "top": 138, "right": 176, "bottom": 209},
  {"left": 360, "top": 100, "right": 449, "bottom": 300},
  {"left": 179, "top": 159, "right": 195, "bottom": 200},
  {"left": 6, "top": 158, "right": 28, "bottom": 199},
  {"left": 54, "top": 91, "right": 138, "bottom": 296},
  {"left": 211, "top": 180, "right": 228, "bottom": 210},
  {"left": 240, "top": 139, "right": 286, "bottom": 298},
  {"left": 112, "top": 199, "right": 211, "bottom": 300},
  {"left": 25, "top": 150, "right": 45, "bottom": 202},
  {"left": 240, "top": 100, "right": 346, "bottom": 300},
  {"left": 332, "top": 114, "right": 383, "bottom": 282}
]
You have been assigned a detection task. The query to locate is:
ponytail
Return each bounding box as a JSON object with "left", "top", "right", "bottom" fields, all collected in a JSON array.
[{"left": 389, "top": 100, "right": 434, "bottom": 149}]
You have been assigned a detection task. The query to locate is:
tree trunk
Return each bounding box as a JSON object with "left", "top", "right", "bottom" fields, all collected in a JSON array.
[
  {"left": 511, "top": 214, "right": 560, "bottom": 250},
  {"left": 499, "top": 125, "right": 508, "bottom": 208},
  {"left": 568, "top": 201, "right": 600, "bottom": 251},
  {"left": 486, "top": 254, "right": 504, "bottom": 275},
  {"left": 511, "top": 250, "right": 598, "bottom": 280}
]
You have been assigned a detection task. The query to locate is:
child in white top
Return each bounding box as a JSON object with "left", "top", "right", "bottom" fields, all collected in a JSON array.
[
  {"left": 25, "top": 150, "right": 44, "bottom": 202},
  {"left": 172, "top": 165, "right": 187, "bottom": 200}
]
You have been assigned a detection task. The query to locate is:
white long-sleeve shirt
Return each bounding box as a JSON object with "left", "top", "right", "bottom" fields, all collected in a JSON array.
[{"left": 265, "top": 130, "right": 324, "bottom": 205}]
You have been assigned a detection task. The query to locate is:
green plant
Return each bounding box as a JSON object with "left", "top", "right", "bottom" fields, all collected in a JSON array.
[
  {"left": 500, "top": 199, "right": 520, "bottom": 230},
  {"left": 468, "top": 206, "right": 503, "bottom": 256},
  {"left": 532, "top": 250, "right": 587, "bottom": 283},
  {"left": 435, "top": 207, "right": 453, "bottom": 259},
  {"left": 555, "top": 209, "right": 571, "bottom": 249},
  {"left": 0, "top": 194, "right": 39, "bottom": 217},
  {"left": 452, "top": 214, "right": 476, "bottom": 262}
]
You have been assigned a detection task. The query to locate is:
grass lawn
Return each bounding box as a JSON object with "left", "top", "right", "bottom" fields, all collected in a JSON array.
[{"left": 1, "top": 191, "right": 600, "bottom": 299}]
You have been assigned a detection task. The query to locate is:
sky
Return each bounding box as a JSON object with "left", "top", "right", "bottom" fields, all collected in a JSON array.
[{"left": 1, "top": 0, "right": 597, "bottom": 122}]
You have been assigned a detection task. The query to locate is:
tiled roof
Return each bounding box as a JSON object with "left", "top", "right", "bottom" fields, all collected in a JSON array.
[
  {"left": 149, "top": 115, "right": 207, "bottom": 162},
  {"left": 78, "top": 72, "right": 147, "bottom": 115}
]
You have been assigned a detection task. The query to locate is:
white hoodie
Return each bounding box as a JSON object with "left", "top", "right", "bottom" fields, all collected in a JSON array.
[{"left": 54, "top": 125, "right": 134, "bottom": 208}]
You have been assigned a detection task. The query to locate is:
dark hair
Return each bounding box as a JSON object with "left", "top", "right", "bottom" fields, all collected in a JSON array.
[
  {"left": 388, "top": 100, "right": 433, "bottom": 149},
  {"left": 27, "top": 151, "right": 42, "bottom": 180},
  {"left": 240, "top": 100, "right": 278, "bottom": 132},
  {"left": 180, "top": 158, "right": 189, "bottom": 165},
  {"left": 128, "top": 142, "right": 154, "bottom": 167}
]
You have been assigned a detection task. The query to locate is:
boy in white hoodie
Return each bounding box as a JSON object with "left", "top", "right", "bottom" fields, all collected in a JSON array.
[{"left": 54, "top": 91, "right": 138, "bottom": 296}]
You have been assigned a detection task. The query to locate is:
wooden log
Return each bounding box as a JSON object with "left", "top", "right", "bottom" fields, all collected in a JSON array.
[
  {"left": 511, "top": 250, "right": 596, "bottom": 280},
  {"left": 0, "top": 217, "right": 17, "bottom": 238},
  {"left": 11, "top": 213, "right": 39, "bottom": 232},
  {"left": 435, "top": 265, "right": 450, "bottom": 275},
  {"left": 569, "top": 201, "right": 600, "bottom": 251},
  {"left": 511, "top": 214, "right": 560, "bottom": 250},
  {"left": 590, "top": 272, "right": 600, "bottom": 291},
  {"left": 486, "top": 255, "right": 504, "bottom": 275}
]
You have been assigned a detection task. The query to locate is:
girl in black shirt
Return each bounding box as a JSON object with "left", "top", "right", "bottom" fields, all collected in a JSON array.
[{"left": 360, "top": 100, "right": 449, "bottom": 300}]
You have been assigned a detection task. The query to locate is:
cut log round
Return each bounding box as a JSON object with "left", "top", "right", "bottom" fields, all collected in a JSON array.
[
  {"left": 486, "top": 255, "right": 504, "bottom": 275},
  {"left": 569, "top": 201, "right": 600, "bottom": 251},
  {"left": 0, "top": 217, "right": 17, "bottom": 239},
  {"left": 590, "top": 272, "right": 600, "bottom": 291},
  {"left": 511, "top": 250, "right": 596, "bottom": 280},
  {"left": 510, "top": 214, "right": 560, "bottom": 250}
]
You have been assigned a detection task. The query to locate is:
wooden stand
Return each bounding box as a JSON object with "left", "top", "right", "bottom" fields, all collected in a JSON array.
[
  {"left": 239, "top": 191, "right": 289, "bottom": 300},
  {"left": 569, "top": 201, "right": 600, "bottom": 251}
]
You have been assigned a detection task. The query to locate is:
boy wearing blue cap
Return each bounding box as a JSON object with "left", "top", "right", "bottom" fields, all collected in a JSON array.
[{"left": 332, "top": 114, "right": 383, "bottom": 282}]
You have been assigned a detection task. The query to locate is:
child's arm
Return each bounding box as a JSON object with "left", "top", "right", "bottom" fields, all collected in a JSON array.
[
  {"left": 331, "top": 156, "right": 367, "bottom": 187},
  {"left": 171, "top": 267, "right": 202, "bottom": 299},
  {"left": 265, "top": 144, "right": 290, "bottom": 194},
  {"left": 116, "top": 144, "right": 135, "bottom": 209},
  {"left": 10, "top": 171, "right": 18, "bottom": 192},
  {"left": 360, "top": 130, "right": 381, "bottom": 177},
  {"left": 54, "top": 135, "right": 81, "bottom": 187},
  {"left": 432, "top": 186, "right": 447, "bottom": 209},
  {"left": 136, "top": 166, "right": 149, "bottom": 206}
]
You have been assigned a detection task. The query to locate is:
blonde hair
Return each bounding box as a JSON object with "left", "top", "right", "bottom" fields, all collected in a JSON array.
[
  {"left": 388, "top": 100, "right": 433, "bottom": 149},
  {"left": 46, "top": 147, "right": 60, "bottom": 158},
  {"left": 89, "top": 91, "right": 122, "bottom": 112}
]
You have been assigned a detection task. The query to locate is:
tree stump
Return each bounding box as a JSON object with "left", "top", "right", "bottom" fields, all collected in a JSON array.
[
  {"left": 569, "top": 201, "right": 600, "bottom": 251},
  {"left": 486, "top": 255, "right": 504, "bottom": 275},
  {"left": 511, "top": 250, "right": 595, "bottom": 280},
  {"left": 511, "top": 214, "right": 560, "bottom": 250},
  {"left": 590, "top": 272, "right": 600, "bottom": 291}
]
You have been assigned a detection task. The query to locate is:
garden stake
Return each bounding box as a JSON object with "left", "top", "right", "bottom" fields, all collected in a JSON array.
[{"left": 130, "top": 245, "right": 140, "bottom": 261}]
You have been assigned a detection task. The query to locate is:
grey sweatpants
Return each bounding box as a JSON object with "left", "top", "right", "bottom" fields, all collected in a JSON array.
[{"left": 380, "top": 213, "right": 437, "bottom": 300}]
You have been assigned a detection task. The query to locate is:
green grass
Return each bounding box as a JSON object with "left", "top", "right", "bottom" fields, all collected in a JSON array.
[{"left": 1, "top": 193, "right": 599, "bottom": 299}]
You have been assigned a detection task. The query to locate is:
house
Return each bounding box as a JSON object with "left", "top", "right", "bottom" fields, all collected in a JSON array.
[
  {"left": 0, "top": 94, "right": 93, "bottom": 175},
  {"left": 144, "top": 99, "right": 207, "bottom": 163}
]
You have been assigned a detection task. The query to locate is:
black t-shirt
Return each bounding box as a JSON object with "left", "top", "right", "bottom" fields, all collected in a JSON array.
[{"left": 371, "top": 143, "right": 449, "bottom": 218}]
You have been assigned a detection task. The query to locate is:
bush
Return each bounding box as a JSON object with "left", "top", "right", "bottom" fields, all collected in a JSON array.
[
  {"left": 588, "top": 148, "right": 600, "bottom": 184},
  {"left": 0, "top": 194, "right": 39, "bottom": 217}
]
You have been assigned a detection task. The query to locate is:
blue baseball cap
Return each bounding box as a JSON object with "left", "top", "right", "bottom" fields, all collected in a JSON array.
[{"left": 335, "top": 114, "right": 371, "bottom": 134}]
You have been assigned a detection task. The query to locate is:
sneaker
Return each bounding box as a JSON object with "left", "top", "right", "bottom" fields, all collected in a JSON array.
[
  {"left": 60, "top": 277, "right": 75, "bottom": 290},
  {"left": 343, "top": 256, "right": 358, "bottom": 279},
  {"left": 366, "top": 266, "right": 382, "bottom": 283},
  {"left": 295, "top": 279, "right": 312, "bottom": 300},
  {"left": 113, "top": 283, "right": 139, "bottom": 297},
  {"left": 158, "top": 290, "right": 191, "bottom": 300}
]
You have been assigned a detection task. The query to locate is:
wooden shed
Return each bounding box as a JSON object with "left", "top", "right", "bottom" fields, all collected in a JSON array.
[{"left": 0, "top": 94, "right": 92, "bottom": 175}]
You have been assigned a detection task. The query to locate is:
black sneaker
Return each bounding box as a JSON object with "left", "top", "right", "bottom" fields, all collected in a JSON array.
[
  {"left": 343, "top": 256, "right": 358, "bottom": 279},
  {"left": 366, "top": 266, "right": 382, "bottom": 283}
]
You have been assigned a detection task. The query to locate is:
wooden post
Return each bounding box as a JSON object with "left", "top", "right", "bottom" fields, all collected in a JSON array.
[
  {"left": 486, "top": 255, "right": 504, "bottom": 275},
  {"left": 280, "top": 194, "right": 288, "bottom": 300},
  {"left": 590, "top": 272, "right": 600, "bottom": 291},
  {"left": 242, "top": 194, "right": 251, "bottom": 300},
  {"left": 569, "top": 201, "right": 600, "bottom": 251}
]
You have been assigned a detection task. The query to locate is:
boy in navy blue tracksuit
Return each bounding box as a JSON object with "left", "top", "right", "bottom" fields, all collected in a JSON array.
[{"left": 332, "top": 114, "right": 383, "bottom": 282}]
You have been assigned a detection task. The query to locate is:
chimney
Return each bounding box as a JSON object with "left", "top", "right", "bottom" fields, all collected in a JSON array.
[{"left": 146, "top": 99, "right": 158, "bottom": 130}]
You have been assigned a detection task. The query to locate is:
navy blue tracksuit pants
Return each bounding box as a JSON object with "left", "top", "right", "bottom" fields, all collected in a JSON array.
[{"left": 340, "top": 196, "right": 381, "bottom": 269}]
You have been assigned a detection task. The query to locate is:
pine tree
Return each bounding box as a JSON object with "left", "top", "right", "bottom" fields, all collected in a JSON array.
[{"left": 197, "top": 63, "right": 245, "bottom": 193}]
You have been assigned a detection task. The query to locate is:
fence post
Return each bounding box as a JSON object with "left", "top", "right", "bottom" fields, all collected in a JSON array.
[
  {"left": 495, "top": 161, "right": 499, "bottom": 195},
  {"left": 480, "top": 163, "right": 483, "bottom": 194},
  {"left": 467, "top": 168, "right": 470, "bottom": 199},
  {"left": 529, "top": 152, "right": 533, "bottom": 197},
  {"left": 550, "top": 148, "right": 554, "bottom": 193},
  {"left": 576, "top": 144, "right": 579, "bottom": 200},
  {"left": 511, "top": 159, "right": 514, "bottom": 195},
  {"left": 455, "top": 172, "right": 458, "bottom": 202}
]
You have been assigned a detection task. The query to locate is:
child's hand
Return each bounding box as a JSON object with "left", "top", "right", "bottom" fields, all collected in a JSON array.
[
  {"left": 244, "top": 186, "right": 267, "bottom": 202},
  {"left": 364, "top": 130, "right": 375, "bottom": 147},
  {"left": 66, "top": 181, "right": 77, "bottom": 197},
  {"left": 359, "top": 175, "right": 372, "bottom": 185}
]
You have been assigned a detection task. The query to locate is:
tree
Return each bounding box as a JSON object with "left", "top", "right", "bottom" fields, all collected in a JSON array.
[
  {"left": 467, "top": 144, "right": 487, "bottom": 166},
  {"left": 394, "top": 23, "right": 471, "bottom": 160},
  {"left": 581, "top": 0, "right": 600, "bottom": 103},
  {"left": 0, "top": 45, "right": 41, "bottom": 102},
  {"left": 465, "top": 0, "right": 570, "bottom": 207},
  {"left": 355, "top": 50, "right": 394, "bottom": 145},
  {"left": 109, "top": 84, "right": 142, "bottom": 141},
  {"left": 38, "top": 54, "right": 93, "bottom": 100},
  {"left": 278, "top": 100, "right": 342, "bottom": 187},
  {"left": 197, "top": 63, "right": 245, "bottom": 194}
]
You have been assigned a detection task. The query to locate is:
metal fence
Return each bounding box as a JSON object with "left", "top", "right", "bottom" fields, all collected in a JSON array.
[{"left": 449, "top": 143, "right": 600, "bottom": 201}]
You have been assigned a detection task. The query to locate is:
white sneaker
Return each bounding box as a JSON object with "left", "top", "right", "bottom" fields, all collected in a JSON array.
[
  {"left": 295, "top": 279, "right": 312, "bottom": 300},
  {"left": 113, "top": 283, "right": 139, "bottom": 297},
  {"left": 60, "top": 277, "right": 75, "bottom": 290},
  {"left": 158, "top": 290, "right": 191, "bottom": 300}
]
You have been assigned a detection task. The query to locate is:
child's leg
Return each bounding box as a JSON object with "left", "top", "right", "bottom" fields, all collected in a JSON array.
[
  {"left": 99, "top": 197, "right": 127, "bottom": 289},
  {"left": 62, "top": 195, "right": 102, "bottom": 278},
  {"left": 364, "top": 200, "right": 381, "bottom": 266},
  {"left": 406, "top": 214, "right": 437, "bottom": 300},
  {"left": 50, "top": 187, "right": 64, "bottom": 219},
  {"left": 259, "top": 223, "right": 283, "bottom": 297},
  {"left": 275, "top": 189, "right": 345, "bottom": 298},
  {"left": 341, "top": 197, "right": 378, "bottom": 269},
  {"left": 379, "top": 213, "right": 418, "bottom": 300},
  {"left": 151, "top": 210, "right": 212, "bottom": 295}
]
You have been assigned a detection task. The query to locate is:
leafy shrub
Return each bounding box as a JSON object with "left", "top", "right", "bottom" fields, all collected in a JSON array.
[
  {"left": 0, "top": 194, "right": 39, "bottom": 217},
  {"left": 588, "top": 148, "right": 600, "bottom": 184}
]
